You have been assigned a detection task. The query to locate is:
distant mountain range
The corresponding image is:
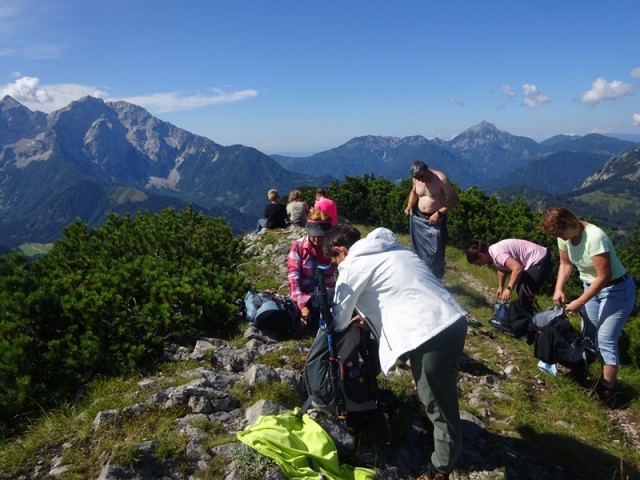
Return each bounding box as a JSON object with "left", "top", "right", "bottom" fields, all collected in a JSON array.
[
  {"left": 272, "top": 121, "right": 636, "bottom": 192},
  {"left": 272, "top": 121, "right": 639, "bottom": 232},
  {"left": 0, "top": 95, "right": 330, "bottom": 247},
  {"left": 1, "top": 96, "right": 638, "bottom": 248}
]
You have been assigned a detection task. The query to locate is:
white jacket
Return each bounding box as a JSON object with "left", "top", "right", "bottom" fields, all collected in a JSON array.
[{"left": 331, "top": 227, "right": 467, "bottom": 374}]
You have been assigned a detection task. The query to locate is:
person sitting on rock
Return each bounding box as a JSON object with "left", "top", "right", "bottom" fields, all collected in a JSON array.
[
  {"left": 286, "top": 189, "right": 310, "bottom": 227},
  {"left": 253, "top": 189, "right": 288, "bottom": 234}
]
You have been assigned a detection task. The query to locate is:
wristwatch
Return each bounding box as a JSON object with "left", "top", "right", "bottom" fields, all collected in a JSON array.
[{"left": 437, "top": 210, "right": 444, "bottom": 218}]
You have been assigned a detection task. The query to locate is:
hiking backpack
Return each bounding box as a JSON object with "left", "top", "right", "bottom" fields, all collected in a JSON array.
[
  {"left": 237, "top": 291, "right": 299, "bottom": 336},
  {"left": 490, "top": 300, "right": 533, "bottom": 338},
  {"left": 298, "top": 266, "right": 381, "bottom": 419},
  {"left": 528, "top": 308, "right": 599, "bottom": 375}
]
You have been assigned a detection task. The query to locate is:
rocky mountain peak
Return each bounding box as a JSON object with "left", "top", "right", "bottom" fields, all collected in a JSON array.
[
  {"left": 0, "top": 95, "right": 47, "bottom": 144},
  {"left": 1, "top": 95, "right": 25, "bottom": 109}
]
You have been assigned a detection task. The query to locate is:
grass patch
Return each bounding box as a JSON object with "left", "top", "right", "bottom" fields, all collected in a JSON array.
[
  {"left": 0, "top": 361, "right": 212, "bottom": 478},
  {"left": 231, "top": 380, "right": 304, "bottom": 411},
  {"left": 256, "top": 338, "right": 312, "bottom": 371},
  {"left": 230, "top": 443, "right": 274, "bottom": 480}
]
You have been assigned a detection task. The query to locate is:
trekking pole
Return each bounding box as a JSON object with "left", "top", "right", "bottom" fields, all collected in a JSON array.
[
  {"left": 313, "top": 265, "right": 347, "bottom": 419},
  {"left": 523, "top": 284, "right": 541, "bottom": 313}
]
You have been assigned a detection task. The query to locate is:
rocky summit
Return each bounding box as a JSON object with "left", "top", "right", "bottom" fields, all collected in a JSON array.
[{"left": 5, "top": 228, "right": 639, "bottom": 480}]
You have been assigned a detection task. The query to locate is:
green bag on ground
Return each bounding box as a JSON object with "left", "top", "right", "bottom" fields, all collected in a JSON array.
[{"left": 237, "top": 408, "right": 377, "bottom": 480}]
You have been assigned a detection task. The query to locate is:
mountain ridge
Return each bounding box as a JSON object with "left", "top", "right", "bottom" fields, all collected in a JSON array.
[
  {"left": 0, "top": 95, "right": 330, "bottom": 246},
  {"left": 1, "top": 95, "right": 639, "bottom": 247}
]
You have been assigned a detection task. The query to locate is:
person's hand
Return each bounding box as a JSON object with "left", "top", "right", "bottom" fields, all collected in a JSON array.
[
  {"left": 404, "top": 206, "right": 412, "bottom": 215},
  {"left": 300, "top": 307, "right": 310, "bottom": 326},
  {"left": 565, "top": 300, "right": 584, "bottom": 314},
  {"left": 428, "top": 212, "right": 438, "bottom": 225},
  {"left": 552, "top": 290, "right": 566, "bottom": 307},
  {"left": 350, "top": 314, "right": 368, "bottom": 329},
  {"left": 500, "top": 289, "right": 511, "bottom": 302},
  {"left": 496, "top": 288, "right": 503, "bottom": 299}
]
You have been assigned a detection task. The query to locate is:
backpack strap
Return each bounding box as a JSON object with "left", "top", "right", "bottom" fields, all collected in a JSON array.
[{"left": 296, "top": 396, "right": 314, "bottom": 419}]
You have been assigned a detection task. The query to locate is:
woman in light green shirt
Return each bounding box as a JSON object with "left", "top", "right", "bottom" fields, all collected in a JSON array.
[{"left": 540, "top": 207, "right": 636, "bottom": 391}]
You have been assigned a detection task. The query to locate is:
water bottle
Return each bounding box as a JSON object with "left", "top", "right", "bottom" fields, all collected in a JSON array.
[{"left": 537, "top": 360, "right": 557, "bottom": 376}]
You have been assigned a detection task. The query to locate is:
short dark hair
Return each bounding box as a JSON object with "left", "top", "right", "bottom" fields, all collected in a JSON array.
[
  {"left": 315, "top": 188, "right": 327, "bottom": 197},
  {"left": 466, "top": 239, "right": 489, "bottom": 263},
  {"left": 323, "top": 224, "right": 362, "bottom": 259},
  {"left": 410, "top": 160, "right": 429, "bottom": 178}
]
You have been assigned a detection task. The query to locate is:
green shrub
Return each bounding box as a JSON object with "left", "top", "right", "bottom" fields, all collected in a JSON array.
[{"left": 0, "top": 207, "right": 249, "bottom": 429}]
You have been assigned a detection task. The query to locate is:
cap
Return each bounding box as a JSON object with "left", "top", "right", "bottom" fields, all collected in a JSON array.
[{"left": 307, "top": 220, "right": 332, "bottom": 237}]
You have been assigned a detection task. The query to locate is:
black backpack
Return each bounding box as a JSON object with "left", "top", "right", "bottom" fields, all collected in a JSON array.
[
  {"left": 490, "top": 301, "right": 533, "bottom": 338},
  {"left": 303, "top": 323, "right": 381, "bottom": 415},
  {"left": 298, "top": 266, "right": 381, "bottom": 419},
  {"left": 528, "top": 308, "right": 599, "bottom": 375},
  {"left": 236, "top": 291, "right": 299, "bottom": 336}
]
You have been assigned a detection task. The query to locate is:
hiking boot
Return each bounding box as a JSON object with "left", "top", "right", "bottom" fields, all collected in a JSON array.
[
  {"left": 416, "top": 464, "right": 449, "bottom": 480},
  {"left": 596, "top": 387, "right": 620, "bottom": 408},
  {"left": 416, "top": 472, "right": 448, "bottom": 480}
]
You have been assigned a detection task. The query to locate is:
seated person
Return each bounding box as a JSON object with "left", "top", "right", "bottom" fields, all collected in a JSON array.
[
  {"left": 287, "top": 210, "right": 335, "bottom": 331},
  {"left": 253, "top": 189, "right": 288, "bottom": 234},
  {"left": 286, "top": 189, "right": 310, "bottom": 227},
  {"left": 466, "top": 238, "right": 552, "bottom": 314},
  {"left": 313, "top": 188, "right": 338, "bottom": 226}
]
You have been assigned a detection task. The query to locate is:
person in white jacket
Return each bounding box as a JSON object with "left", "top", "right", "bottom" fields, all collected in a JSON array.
[{"left": 323, "top": 224, "right": 468, "bottom": 480}]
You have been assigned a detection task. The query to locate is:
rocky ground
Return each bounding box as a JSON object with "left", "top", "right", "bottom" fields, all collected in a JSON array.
[{"left": 4, "top": 228, "right": 639, "bottom": 480}]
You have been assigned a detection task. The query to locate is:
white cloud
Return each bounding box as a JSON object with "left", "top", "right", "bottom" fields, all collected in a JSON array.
[
  {"left": 633, "top": 113, "right": 640, "bottom": 126},
  {"left": 0, "top": 76, "right": 108, "bottom": 112},
  {"left": 499, "top": 85, "right": 516, "bottom": 98},
  {"left": 449, "top": 96, "right": 464, "bottom": 107},
  {"left": 122, "top": 88, "right": 258, "bottom": 113},
  {"left": 580, "top": 77, "right": 634, "bottom": 106},
  {"left": 632, "top": 67, "right": 640, "bottom": 79},
  {"left": 1, "top": 76, "right": 258, "bottom": 113},
  {"left": 522, "top": 84, "right": 550, "bottom": 109}
]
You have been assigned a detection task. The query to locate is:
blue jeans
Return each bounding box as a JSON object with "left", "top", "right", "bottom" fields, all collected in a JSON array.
[
  {"left": 253, "top": 218, "right": 266, "bottom": 234},
  {"left": 582, "top": 275, "right": 636, "bottom": 365}
]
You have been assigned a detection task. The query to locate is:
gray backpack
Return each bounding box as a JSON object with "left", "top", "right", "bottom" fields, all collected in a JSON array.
[{"left": 237, "top": 291, "right": 299, "bottom": 336}]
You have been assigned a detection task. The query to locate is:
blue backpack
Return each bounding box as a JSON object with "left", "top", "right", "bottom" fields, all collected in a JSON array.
[{"left": 238, "top": 291, "right": 299, "bottom": 336}]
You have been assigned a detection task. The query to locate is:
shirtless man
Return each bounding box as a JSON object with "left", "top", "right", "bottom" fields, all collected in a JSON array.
[{"left": 404, "top": 160, "right": 460, "bottom": 279}]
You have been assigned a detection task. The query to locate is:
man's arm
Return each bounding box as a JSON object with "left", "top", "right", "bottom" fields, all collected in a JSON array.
[
  {"left": 331, "top": 267, "right": 370, "bottom": 332},
  {"left": 438, "top": 173, "right": 460, "bottom": 213},
  {"left": 404, "top": 180, "right": 418, "bottom": 214}
]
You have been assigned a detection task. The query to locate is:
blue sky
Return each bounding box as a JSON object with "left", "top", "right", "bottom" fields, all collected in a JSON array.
[{"left": 1, "top": 0, "right": 639, "bottom": 155}]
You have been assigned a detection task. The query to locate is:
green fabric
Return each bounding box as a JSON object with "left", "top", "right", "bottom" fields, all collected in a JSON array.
[{"left": 237, "top": 408, "right": 377, "bottom": 480}]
